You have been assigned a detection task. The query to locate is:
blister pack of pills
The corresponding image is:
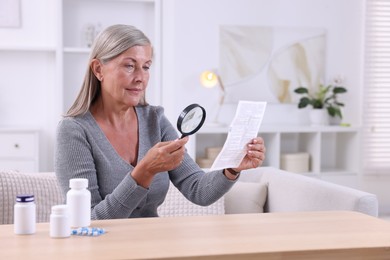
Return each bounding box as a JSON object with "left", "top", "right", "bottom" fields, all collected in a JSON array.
[{"left": 71, "top": 227, "right": 106, "bottom": 236}]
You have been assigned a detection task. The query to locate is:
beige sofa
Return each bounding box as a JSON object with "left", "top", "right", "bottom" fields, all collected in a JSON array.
[{"left": 0, "top": 167, "right": 378, "bottom": 224}]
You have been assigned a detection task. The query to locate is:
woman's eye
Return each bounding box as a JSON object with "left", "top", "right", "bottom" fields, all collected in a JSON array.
[
  {"left": 143, "top": 66, "right": 150, "bottom": 71},
  {"left": 125, "top": 64, "right": 135, "bottom": 70}
]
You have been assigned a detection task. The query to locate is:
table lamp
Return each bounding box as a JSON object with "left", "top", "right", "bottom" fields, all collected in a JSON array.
[{"left": 200, "top": 70, "right": 225, "bottom": 126}]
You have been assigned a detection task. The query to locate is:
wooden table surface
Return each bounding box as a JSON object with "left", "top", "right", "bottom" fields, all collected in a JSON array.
[{"left": 1, "top": 211, "right": 390, "bottom": 259}]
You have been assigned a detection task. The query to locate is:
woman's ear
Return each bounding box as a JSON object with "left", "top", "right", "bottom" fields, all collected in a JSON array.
[{"left": 91, "top": 59, "right": 103, "bottom": 81}]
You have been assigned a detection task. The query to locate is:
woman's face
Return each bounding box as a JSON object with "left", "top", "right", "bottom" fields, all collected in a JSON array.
[{"left": 99, "top": 45, "right": 152, "bottom": 107}]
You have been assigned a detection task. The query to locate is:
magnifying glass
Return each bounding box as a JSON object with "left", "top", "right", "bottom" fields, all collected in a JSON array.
[{"left": 177, "top": 104, "right": 206, "bottom": 139}]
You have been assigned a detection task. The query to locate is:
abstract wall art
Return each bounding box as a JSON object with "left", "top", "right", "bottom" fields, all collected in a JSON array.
[{"left": 219, "top": 25, "right": 326, "bottom": 104}]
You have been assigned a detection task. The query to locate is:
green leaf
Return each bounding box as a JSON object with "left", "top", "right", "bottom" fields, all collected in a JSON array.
[
  {"left": 294, "top": 87, "right": 309, "bottom": 94},
  {"left": 324, "top": 85, "right": 332, "bottom": 93},
  {"left": 327, "top": 106, "right": 336, "bottom": 117},
  {"left": 298, "top": 97, "right": 310, "bottom": 108},
  {"left": 335, "top": 102, "right": 345, "bottom": 107},
  {"left": 335, "top": 109, "right": 342, "bottom": 118},
  {"left": 312, "top": 99, "right": 323, "bottom": 109},
  {"left": 333, "top": 87, "right": 347, "bottom": 94},
  {"left": 328, "top": 106, "right": 342, "bottom": 118},
  {"left": 324, "top": 96, "right": 333, "bottom": 104}
]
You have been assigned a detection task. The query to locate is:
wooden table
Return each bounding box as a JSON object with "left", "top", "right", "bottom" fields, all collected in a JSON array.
[{"left": 1, "top": 211, "right": 390, "bottom": 259}]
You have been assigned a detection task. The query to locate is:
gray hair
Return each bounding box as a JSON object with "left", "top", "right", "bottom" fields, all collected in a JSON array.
[{"left": 65, "top": 24, "right": 151, "bottom": 117}]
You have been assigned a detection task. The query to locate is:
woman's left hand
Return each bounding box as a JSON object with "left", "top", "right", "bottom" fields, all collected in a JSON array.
[{"left": 234, "top": 137, "right": 266, "bottom": 172}]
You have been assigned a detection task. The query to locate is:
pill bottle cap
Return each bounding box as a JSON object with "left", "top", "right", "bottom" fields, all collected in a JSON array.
[
  {"left": 16, "top": 194, "right": 34, "bottom": 203},
  {"left": 51, "top": 204, "right": 69, "bottom": 215},
  {"left": 69, "top": 178, "right": 88, "bottom": 189}
]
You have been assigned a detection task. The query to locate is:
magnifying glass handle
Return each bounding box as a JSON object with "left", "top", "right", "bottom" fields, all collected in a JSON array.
[{"left": 180, "top": 134, "right": 187, "bottom": 139}]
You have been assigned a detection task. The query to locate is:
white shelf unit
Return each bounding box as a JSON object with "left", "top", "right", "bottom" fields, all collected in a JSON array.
[
  {"left": 59, "top": 0, "right": 162, "bottom": 114},
  {"left": 0, "top": 0, "right": 161, "bottom": 171},
  {"left": 0, "top": 47, "right": 56, "bottom": 171},
  {"left": 192, "top": 125, "right": 361, "bottom": 178},
  {"left": 0, "top": 128, "right": 40, "bottom": 172}
]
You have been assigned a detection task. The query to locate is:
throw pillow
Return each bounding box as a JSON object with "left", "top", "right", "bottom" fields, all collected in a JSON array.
[
  {"left": 224, "top": 182, "right": 268, "bottom": 214},
  {"left": 158, "top": 182, "right": 225, "bottom": 217}
]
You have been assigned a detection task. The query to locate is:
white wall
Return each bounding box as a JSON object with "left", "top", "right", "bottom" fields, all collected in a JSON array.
[{"left": 161, "top": 0, "right": 364, "bottom": 127}]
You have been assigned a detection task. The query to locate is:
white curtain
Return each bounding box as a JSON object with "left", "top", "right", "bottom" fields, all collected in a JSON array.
[{"left": 363, "top": 0, "right": 390, "bottom": 175}]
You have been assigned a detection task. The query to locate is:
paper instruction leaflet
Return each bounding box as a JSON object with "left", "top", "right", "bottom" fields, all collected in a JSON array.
[{"left": 210, "top": 101, "right": 267, "bottom": 171}]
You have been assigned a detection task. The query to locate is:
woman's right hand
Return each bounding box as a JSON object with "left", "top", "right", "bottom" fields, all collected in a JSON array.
[{"left": 131, "top": 136, "right": 189, "bottom": 188}]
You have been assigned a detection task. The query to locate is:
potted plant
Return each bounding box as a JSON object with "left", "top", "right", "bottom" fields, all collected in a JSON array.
[{"left": 294, "top": 83, "right": 347, "bottom": 125}]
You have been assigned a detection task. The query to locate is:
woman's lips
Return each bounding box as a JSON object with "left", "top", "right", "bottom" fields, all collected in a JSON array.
[{"left": 125, "top": 88, "right": 142, "bottom": 94}]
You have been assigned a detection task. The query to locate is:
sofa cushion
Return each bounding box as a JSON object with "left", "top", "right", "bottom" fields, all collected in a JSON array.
[
  {"left": 224, "top": 182, "right": 268, "bottom": 214},
  {"left": 0, "top": 171, "right": 64, "bottom": 224}
]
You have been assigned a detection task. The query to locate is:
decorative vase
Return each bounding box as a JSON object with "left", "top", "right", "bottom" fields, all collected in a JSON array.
[{"left": 309, "top": 109, "right": 329, "bottom": 126}]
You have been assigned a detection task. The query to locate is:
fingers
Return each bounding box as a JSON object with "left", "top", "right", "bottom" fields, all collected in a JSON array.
[
  {"left": 167, "top": 140, "right": 186, "bottom": 168},
  {"left": 247, "top": 150, "right": 265, "bottom": 161},
  {"left": 156, "top": 136, "right": 189, "bottom": 153},
  {"left": 251, "top": 137, "right": 264, "bottom": 144},
  {"left": 244, "top": 137, "right": 266, "bottom": 168},
  {"left": 247, "top": 137, "right": 266, "bottom": 153},
  {"left": 143, "top": 137, "right": 188, "bottom": 173}
]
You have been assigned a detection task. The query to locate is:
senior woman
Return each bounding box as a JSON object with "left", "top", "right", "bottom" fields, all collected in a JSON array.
[{"left": 55, "top": 24, "right": 266, "bottom": 219}]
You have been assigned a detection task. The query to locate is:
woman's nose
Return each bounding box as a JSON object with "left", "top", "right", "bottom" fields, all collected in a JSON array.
[{"left": 133, "top": 67, "right": 147, "bottom": 82}]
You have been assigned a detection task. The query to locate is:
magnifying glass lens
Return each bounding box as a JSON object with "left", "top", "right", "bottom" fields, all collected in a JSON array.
[
  {"left": 177, "top": 104, "right": 206, "bottom": 138},
  {"left": 182, "top": 107, "right": 203, "bottom": 133}
]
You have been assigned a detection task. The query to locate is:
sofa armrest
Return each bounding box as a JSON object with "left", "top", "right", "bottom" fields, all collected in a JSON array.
[
  {"left": 240, "top": 167, "right": 378, "bottom": 217},
  {"left": 0, "top": 171, "right": 64, "bottom": 224}
]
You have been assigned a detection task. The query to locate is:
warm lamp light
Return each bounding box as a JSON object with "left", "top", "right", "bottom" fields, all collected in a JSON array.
[
  {"left": 199, "top": 70, "right": 226, "bottom": 126},
  {"left": 200, "top": 71, "right": 219, "bottom": 88}
]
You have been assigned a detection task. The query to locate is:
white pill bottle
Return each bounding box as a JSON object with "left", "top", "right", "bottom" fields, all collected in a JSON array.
[
  {"left": 14, "top": 194, "right": 36, "bottom": 235},
  {"left": 66, "top": 178, "right": 91, "bottom": 228},
  {"left": 50, "top": 204, "right": 70, "bottom": 238}
]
